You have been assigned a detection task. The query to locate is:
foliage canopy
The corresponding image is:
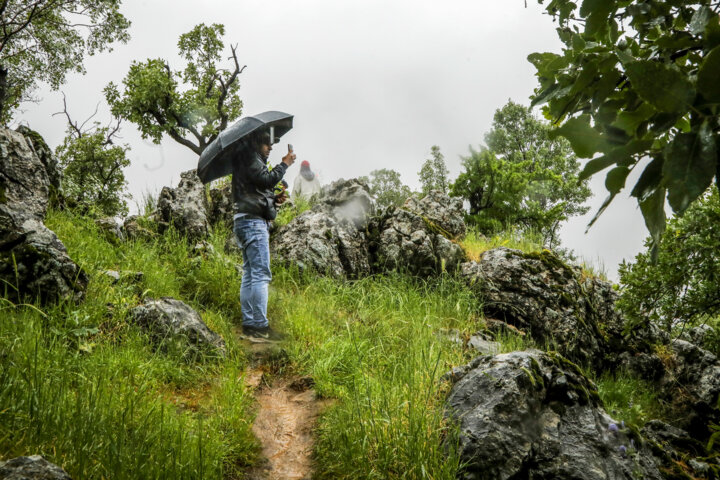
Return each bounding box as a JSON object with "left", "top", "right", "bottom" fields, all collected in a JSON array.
[
  {"left": 55, "top": 104, "right": 130, "bottom": 217},
  {"left": 418, "top": 145, "right": 449, "bottom": 195},
  {"left": 0, "top": 0, "right": 130, "bottom": 123},
  {"left": 360, "top": 168, "right": 413, "bottom": 210},
  {"left": 530, "top": 0, "right": 720, "bottom": 250},
  {"left": 105, "top": 23, "right": 243, "bottom": 155},
  {"left": 618, "top": 189, "right": 720, "bottom": 332},
  {"left": 450, "top": 100, "right": 591, "bottom": 248}
]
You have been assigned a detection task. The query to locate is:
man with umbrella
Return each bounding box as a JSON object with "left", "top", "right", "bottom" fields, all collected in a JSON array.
[
  {"left": 198, "top": 112, "right": 295, "bottom": 339},
  {"left": 230, "top": 130, "right": 295, "bottom": 339}
]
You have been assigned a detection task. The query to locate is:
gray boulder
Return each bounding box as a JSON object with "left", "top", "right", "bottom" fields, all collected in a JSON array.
[
  {"left": 16, "top": 126, "right": 63, "bottom": 209},
  {"left": 445, "top": 351, "right": 664, "bottom": 480},
  {"left": 122, "top": 215, "right": 155, "bottom": 241},
  {"left": 373, "top": 191, "right": 466, "bottom": 276},
  {"left": 680, "top": 324, "right": 717, "bottom": 352},
  {"left": 641, "top": 420, "right": 713, "bottom": 478},
  {"left": 208, "top": 183, "right": 233, "bottom": 227},
  {"left": 459, "top": 248, "right": 650, "bottom": 370},
  {"left": 271, "top": 178, "right": 374, "bottom": 277},
  {"left": 130, "top": 297, "right": 226, "bottom": 357},
  {"left": 155, "top": 170, "right": 210, "bottom": 241},
  {"left": 658, "top": 339, "right": 720, "bottom": 436},
  {"left": 0, "top": 128, "right": 51, "bottom": 221},
  {"left": 0, "top": 128, "right": 87, "bottom": 303},
  {"left": 95, "top": 217, "right": 124, "bottom": 243},
  {"left": 403, "top": 190, "right": 466, "bottom": 238},
  {"left": 0, "top": 455, "right": 72, "bottom": 480},
  {"left": 0, "top": 218, "right": 89, "bottom": 303}
]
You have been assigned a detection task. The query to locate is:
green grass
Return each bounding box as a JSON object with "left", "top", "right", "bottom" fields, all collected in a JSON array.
[
  {"left": 1, "top": 209, "right": 673, "bottom": 479},
  {"left": 274, "top": 195, "right": 313, "bottom": 228},
  {"left": 595, "top": 371, "right": 668, "bottom": 429},
  {"left": 270, "top": 271, "right": 483, "bottom": 479},
  {"left": 0, "top": 210, "right": 257, "bottom": 479},
  {"left": 460, "top": 227, "right": 544, "bottom": 261}
]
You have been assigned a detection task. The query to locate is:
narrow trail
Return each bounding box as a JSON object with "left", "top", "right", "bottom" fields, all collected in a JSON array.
[{"left": 241, "top": 338, "right": 329, "bottom": 480}]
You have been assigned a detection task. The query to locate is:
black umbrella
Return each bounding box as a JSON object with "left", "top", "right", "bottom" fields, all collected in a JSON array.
[{"left": 197, "top": 111, "right": 293, "bottom": 183}]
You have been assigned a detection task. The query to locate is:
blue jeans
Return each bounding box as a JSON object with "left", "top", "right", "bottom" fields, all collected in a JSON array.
[{"left": 234, "top": 217, "right": 272, "bottom": 328}]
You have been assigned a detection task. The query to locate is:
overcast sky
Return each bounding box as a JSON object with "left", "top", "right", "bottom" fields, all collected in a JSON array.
[{"left": 17, "top": 0, "right": 650, "bottom": 280}]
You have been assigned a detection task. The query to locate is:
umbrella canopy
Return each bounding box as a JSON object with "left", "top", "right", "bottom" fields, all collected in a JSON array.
[{"left": 197, "top": 111, "right": 293, "bottom": 183}]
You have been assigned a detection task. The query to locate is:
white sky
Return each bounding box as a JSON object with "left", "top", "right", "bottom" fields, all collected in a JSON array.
[{"left": 16, "top": 0, "right": 650, "bottom": 280}]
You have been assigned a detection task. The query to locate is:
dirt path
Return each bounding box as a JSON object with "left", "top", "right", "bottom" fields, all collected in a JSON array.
[{"left": 242, "top": 339, "right": 328, "bottom": 480}]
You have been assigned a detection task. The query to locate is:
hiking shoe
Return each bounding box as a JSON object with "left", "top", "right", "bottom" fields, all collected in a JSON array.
[{"left": 243, "top": 325, "right": 286, "bottom": 341}]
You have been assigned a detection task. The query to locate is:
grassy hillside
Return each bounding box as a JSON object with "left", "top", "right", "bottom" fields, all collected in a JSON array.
[{"left": 0, "top": 210, "right": 663, "bottom": 479}]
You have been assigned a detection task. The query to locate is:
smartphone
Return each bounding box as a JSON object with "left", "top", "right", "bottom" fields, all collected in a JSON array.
[{"left": 288, "top": 144, "right": 294, "bottom": 152}]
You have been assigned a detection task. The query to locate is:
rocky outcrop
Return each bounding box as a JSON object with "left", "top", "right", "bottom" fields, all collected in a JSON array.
[
  {"left": 0, "top": 128, "right": 52, "bottom": 221},
  {"left": 0, "top": 218, "right": 88, "bottom": 302},
  {"left": 0, "top": 455, "right": 72, "bottom": 479},
  {"left": 372, "top": 191, "right": 466, "bottom": 276},
  {"left": 658, "top": 339, "right": 720, "bottom": 437},
  {"left": 208, "top": 183, "right": 233, "bottom": 227},
  {"left": 459, "top": 248, "right": 653, "bottom": 370},
  {"left": 16, "top": 126, "right": 63, "bottom": 209},
  {"left": 130, "top": 297, "right": 226, "bottom": 357},
  {"left": 271, "top": 179, "right": 374, "bottom": 277},
  {"left": 445, "top": 351, "right": 664, "bottom": 480},
  {"left": 155, "top": 170, "right": 210, "bottom": 241},
  {"left": 0, "top": 128, "right": 87, "bottom": 303}
]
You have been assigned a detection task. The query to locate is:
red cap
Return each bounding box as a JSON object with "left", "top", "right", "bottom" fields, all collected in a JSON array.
[{"left": 301, "top": 160, "right": 310, "bottom": 168}]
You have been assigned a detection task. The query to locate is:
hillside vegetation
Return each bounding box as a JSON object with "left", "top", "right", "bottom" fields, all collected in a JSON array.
[{"left": 1, "top": 208, "right": 674, "bottom": 479}]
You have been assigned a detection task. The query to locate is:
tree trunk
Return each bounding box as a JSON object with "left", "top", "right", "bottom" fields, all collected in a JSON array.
[{"left": 0, "top": 65, "right": 7, "bottom": 123}]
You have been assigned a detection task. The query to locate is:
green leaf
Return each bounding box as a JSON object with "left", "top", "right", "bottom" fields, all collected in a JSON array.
[
  {"left": 631, "top": 157, "right": 664, "bottom": 201},
  {"left": 605, "top": 165, "right": 630, "bottom": 194},
  {"left": 611, "top": 103, "right": 655, "bottom": 136},
  {"left": 698, "top": 46, "right": 720, "bottom": 104},
  {"left": 586, "top": 193, "right": 616, "bottom": 232},
  {"left": 662, "top": 122, "right": 717, "bottom": 214},
  {"left": 527, "top": 52, "right": 567, "bottom": 78},
  {"left": 579, "top": 155, "right": 617, "bottom": 181},
  {"left": 639, "top": 187, "right": 667, "bottom": 261},
  {"left": 580, "top": 0, "right": 616, "bottom": 38},
  {"left": 690, "top": 6, "right": 714, "bottom": 35},
  {"left": 624, "top": 61, "right": 695, "bottom": 113},
  {"left": 551, "top": 115, "right": 607, "bottom": 158}
]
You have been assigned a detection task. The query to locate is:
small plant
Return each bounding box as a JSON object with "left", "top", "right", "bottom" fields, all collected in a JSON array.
[
  {"left": 460, "top": 227, "right": 544, "bottom": 261},
  {"left": 274, "top": 195, "right": 313, "bottom": 228},
  {"left": 596, "top": 371, "right": 667, "bottom": 429}
]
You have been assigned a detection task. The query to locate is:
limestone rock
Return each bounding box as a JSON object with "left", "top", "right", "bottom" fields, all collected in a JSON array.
[
  {"left": 0, "top": 455, "right": 72, "bottom": 480},
  {"left": 658, "top": 339, "right": 720, "bottom": 436},
  {"left": 0, "top": 127, "right": 87, "bottom": 303},
  {"left": 122, "top": 215, "right": 155, "bottom": 240},
  {"left": 208, "top": 183, "right": 233, "bottom": 227},
  {"left": 95, "top": 217, "right": 124, "bottom": 243},
  {"left": 0, "top": 128, "right": 50, "bottom": 221},
  {"left": 680, "top": 324, "right": 716, "bottom": 351},
  {"left": 155, "top": 170, "right": 210, "bottom": 241},
  {"left": 402, "top": 190, "right": 465, "bottom": 238},
  {"left": 445, "top": 351, "right": 664, "bottom": 480},
  {"left": 459, "top": 248, "right": 651, "bottom": 370},
  {"left": 130, "top": 297, "right": 226, "bottom": 356},
  {"left": 0, "top": 218, "right": 89, "bottom": 303},
  {"left": 16, "top": 126, "right": 63, "bottom": 209},
  {"left": 271, "top": 178, "right": 374, "bottom": 277},
  {"left": 372, "top": 191, "right": 466, "bottom": 276}
]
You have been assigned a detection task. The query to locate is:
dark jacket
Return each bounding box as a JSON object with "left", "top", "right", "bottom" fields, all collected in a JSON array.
[{"left": 232, "top": 151, "right": 288, "bottom": 220}]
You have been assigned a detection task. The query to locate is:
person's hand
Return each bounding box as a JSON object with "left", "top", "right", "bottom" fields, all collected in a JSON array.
[
  {"left": 282, "top": 151, "right": 296, "bottom": 166},
  {"left": 275, "top": 192, "right": 288, "bottom": 205}
]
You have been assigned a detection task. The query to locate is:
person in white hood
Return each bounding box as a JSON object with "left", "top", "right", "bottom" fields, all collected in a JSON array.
[{"left": 292, "top": 160, "right": 322, "bottom": 200}]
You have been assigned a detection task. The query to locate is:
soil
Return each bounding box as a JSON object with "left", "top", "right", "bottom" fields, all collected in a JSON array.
[{"left": 242, "top": 338, "right": 329, "bottom": 480}]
